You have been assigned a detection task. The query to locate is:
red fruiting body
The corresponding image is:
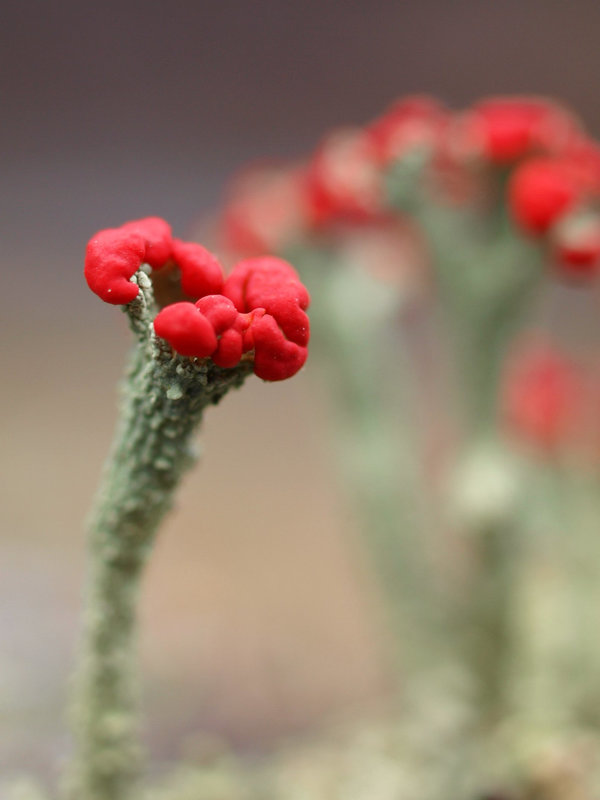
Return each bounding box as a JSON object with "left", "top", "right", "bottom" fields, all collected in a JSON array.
[
  {"left": 250, "top": 313, "right": 308, "bottom": 382},
  {"left": 85, "top": 217, "right": 224, "bottom": 305},
  {"left": 223, "top": 257, "right": 310, "bottom": 346},
  {"left": 153, "top": 258, "right": 310, "bottom": 381},
  {"left": 221, "top": 163, "right": 310, "bottom": 257},
  {"left": 195, "top": 295, "right": 251, "bottom": 368},
  {"left": 366, "top": 95, "right": 448, "bottom": 165},
  {"left": 86, "top": 218, "right": 310, "bottom": 381},
  {"left": 153, "top": 302, "right": 218, "bottom": 358},
  {"left": 85, "top": 227, "right": 149, "bottom": 304},
  {"left": 195, "top": 294, "right": 240, "bottom": 332},
  {"left": 154, "top": 296, "right": 249, "bottom": 366},
  {"left": 223, "top": 257, "right": 310, "bottom": 381},
  {"left": 305, "top": 128, "right": 382, "bottom": 226},
  {"left": 508, "top": 157, "right": 582, "bottom": 234},
  {"left": 214, "top": 96, "right": 600, "bottom": 265},
  {"left": 460, "top": 97, "right": 579, "bottom": 164},
  {"left": 170, "top": 239, "right": 224, "bottom": 298},
  {"left": 120, "top": 217, "right": 173, "bottom": 269},
  {"left": 503, "top": 344, "right": 583, "bottom": 452}
]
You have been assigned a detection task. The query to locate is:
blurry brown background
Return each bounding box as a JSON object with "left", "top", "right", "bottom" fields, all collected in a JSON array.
[{"left": 3, "top": 0, "right": 600, "bottom": 782}]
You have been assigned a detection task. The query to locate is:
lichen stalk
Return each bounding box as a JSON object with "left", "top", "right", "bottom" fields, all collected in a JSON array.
[
  {"left": 64, "top": 272, "right": 253, "bottom": 800},
  {"left": 410, "top": 199, "right": 544, "bottom": 724},
  {"left": 296, "top": 254, "right": 433, "bottom": 673}
]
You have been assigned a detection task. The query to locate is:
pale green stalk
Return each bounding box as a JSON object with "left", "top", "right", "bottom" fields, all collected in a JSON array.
[
  {"left": 291, "top": 248, "right": 436, "bottom": 673},
  {"left": 63, "top": 272, "right": 252, "bottom": 800},
  {"left": 387, "top": 158, "right": 545, "bottom": 722},
  {"left": 430, "top": 214, "right": 542, "bottom": 724}
]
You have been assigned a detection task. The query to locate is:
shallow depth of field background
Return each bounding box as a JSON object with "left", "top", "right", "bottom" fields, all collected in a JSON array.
[{"left": 2, "top": 0, "right": 600, "bottom": 780}]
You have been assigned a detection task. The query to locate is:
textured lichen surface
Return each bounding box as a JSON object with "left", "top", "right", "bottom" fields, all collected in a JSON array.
[{"left": 64, "top": 272, "right": 253, "bottom": 800}]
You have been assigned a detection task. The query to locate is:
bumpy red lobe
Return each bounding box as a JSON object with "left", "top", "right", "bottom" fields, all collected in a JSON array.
[
  {"left": 171, "top": 239, "right": 224, "bottom": 298},
  {"left": 195, "top": 295, "right": 250, "bottom": 368},
  {"left": 153, "top": 302, "right": 217, "bottom": 357},
  {"left": 223, "top": 257, "right": 310, "bottom": 345},
  {"left": 508, "top": 158, "right": 582, "bottom": 234},
  {"left": 85, "top": 217, "right": 224, "bottom": 305},
  {"left": 462, "top": 97, "right": 579, "bottom": 164},
  {"left": 366, "top": 95, "right": 448, "bottom": 165},
  {"left": 152, "top": 257, "right": 310, "bottom": 381},
  {"left": 85, "top": 217, "right": 173, "bottom": 303},
  {"left": 305, "top": 128, "right": 383, "bottom": 225},
  {"left": 250, "top": 314, "right": 309, "bottom": 381},
  {"left": 154, "top": 296, "right": 243, "bottom": 364},
  {"left": 120, "top": 217, "right": 173, "bottom": 269},
  {"left": 85, "top": 228, "right": 148, "bottom": 304},
  {"left": 222, "top": 257, "right": 310, "bottom": 381}
]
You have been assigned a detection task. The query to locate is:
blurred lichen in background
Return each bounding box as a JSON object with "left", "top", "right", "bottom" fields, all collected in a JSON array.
[
  {"left": 8, "top": 95, "right": 600, "bottom": 800},
  {"left": 209, "top": 95, "right": 600, "bottom": 799}
]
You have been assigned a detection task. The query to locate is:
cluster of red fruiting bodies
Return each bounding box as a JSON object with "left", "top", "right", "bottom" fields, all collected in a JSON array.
[
  {"left": 85, "top": 217, "right": 310, "bottom": 381},
  {"left": 220, "top": 96, "right": 600, "bottom": 277}
]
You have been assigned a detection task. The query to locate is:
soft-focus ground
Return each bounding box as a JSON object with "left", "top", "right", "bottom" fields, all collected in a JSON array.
[{"left": 0, "top": 318, "right": 390, "bottom": 784}]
